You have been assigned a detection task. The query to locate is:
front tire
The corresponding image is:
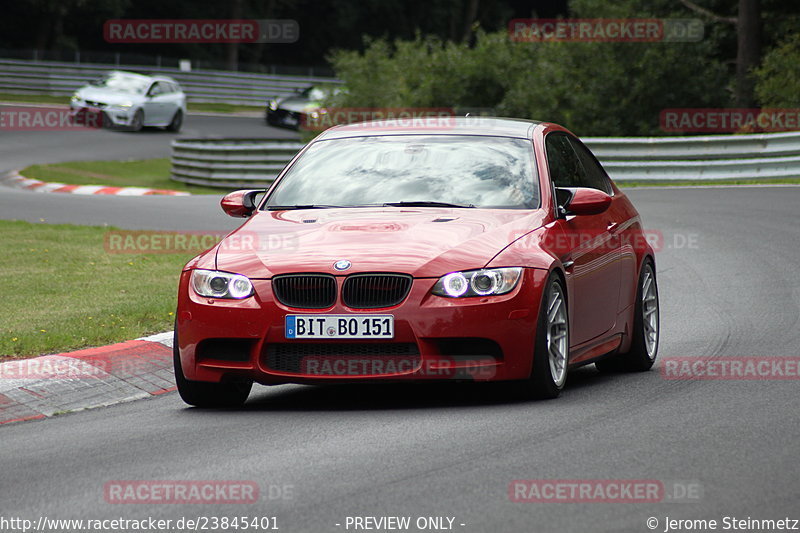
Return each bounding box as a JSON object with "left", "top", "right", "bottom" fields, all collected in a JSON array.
[
  {"left": 530, "top": 274, "right": 570, "bottom": 399},
  {"left": 173, "top": 328, "right": 252, "bottom": 407},
  {"left": 130, "top": 109, "right": 144, "bottom": 132},
  {"left": 101, "top": 112, "right": 113, "bottom": 129}
]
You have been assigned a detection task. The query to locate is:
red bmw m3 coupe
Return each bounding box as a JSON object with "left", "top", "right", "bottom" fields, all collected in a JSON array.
[{"left": 174, "top": 117, "right": 659, "bottom": 406}]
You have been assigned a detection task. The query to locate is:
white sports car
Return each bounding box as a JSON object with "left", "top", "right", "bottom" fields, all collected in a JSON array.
[{"left": 70, "top": 70, "right": 186, "bottom": 132}]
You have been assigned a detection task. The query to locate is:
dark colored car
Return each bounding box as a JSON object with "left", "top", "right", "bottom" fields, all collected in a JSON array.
[{"left": 265, "top": 86, "right": 337, "bottom": 130}]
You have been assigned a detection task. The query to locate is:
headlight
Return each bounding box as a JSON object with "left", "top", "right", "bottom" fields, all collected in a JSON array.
[
  {"left": 269, "top": 100, "right": 278, "bottom": 110},
  {"left": 432, "top": 267, "right": 523, "bottom": 298},
  {"left": 191, "top": 269, "right": 254, "bottom": 299}
]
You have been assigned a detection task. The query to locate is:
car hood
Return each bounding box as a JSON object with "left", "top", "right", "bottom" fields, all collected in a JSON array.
[
  {"left": 76, "top": 86, "right": 144, "bottom": 105},
  {"left": 215, "top": 207, "right": 548, "bottom": 278}
]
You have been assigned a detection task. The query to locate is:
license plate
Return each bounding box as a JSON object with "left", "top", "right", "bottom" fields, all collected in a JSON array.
[{"left": 285, "top": 315, "right": 394, "bottom": 339}]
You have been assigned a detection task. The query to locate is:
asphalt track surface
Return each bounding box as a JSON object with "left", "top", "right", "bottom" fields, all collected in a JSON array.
[{"left": 1, "top": 116, "right": 799, "bottom": 532}]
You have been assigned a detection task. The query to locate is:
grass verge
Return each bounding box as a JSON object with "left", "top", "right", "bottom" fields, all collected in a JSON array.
[
  {"left": 187, "top": 102, "right": 264, "bottom": 114},
  {"left": 19, "top": 159, "right": 226, "bottom": 195},
  {"left": 0, "top": 92, "right": 263, "bottom": 114},
  {"left": 0, "top": 220, "right": 195, "bottom": 359},
  {"left": 0, "top": 93, "right": 68, "bottom": 105}
]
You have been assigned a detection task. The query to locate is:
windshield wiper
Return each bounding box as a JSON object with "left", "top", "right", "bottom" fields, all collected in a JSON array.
[
  {"left": 266, "top": 204, "right": 344, "bottom": 211},
  {"left": 382, "top": 201, "right": 475, "bottom": 208}
]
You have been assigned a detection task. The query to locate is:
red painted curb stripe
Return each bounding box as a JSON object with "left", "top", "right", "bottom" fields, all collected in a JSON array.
[
  {"left": 95, "top": 187, "right": 124, "bottom": 195},
  {"left": 0, "top": 414, "right": 47, "bottom": 425},
  {"left": 0, "top": 391, "right": 47, "bottom": 425},
  {"left": 60, "top": 339, "right": 155, "bottom": 359},
  {"left": 66, "top": 339, "right": 173, "bottom": 372},
  {"left": 0, "top": 339, "right": 174, "bottom": 426},
  {"left": 53, "top": 184, "right": 80, "bottom": 193},
  {"left": 144, "top": 190, "right": 182, "bottom": 196},
  {"left": 4, "top": 172, "right": 189, "bottom": 196}
]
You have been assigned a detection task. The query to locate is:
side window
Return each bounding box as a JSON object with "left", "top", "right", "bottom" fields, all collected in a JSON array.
[
  {"left": 568, "top": 136, "right": 613, "bottom": 194},
  {"left": 545, "top": 133, "right": 584, "bottom": 188},
  {"left": 148, "top": 82, "right": 163, "bottom": 96}
]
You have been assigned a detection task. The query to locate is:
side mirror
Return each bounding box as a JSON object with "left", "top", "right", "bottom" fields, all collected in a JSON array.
[
  {"left": 556, "top": 187, "right": 612, "bottom": 217},
  {"left": 220, "top": 189, "right": 263, "bottom": 218}
]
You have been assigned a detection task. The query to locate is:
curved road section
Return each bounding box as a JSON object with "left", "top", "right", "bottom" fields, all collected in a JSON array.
[
  {"left": 1, "top": 116, "right": 799, "bottom": 532},
  {"left": 0, "top": 113, "right": 295, "bottom": 230}
]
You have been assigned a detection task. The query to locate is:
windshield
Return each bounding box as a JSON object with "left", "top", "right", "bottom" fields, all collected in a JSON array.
[
  {"left": 264, "top": 135, "right": 538, "bottom": 209},
  {"left": 90, "top": 73, "right": 150, "bottom": 95}
]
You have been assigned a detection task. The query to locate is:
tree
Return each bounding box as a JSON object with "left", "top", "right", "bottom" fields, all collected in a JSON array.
[
  {"left": 678, "top": 0, "right": 761, "bottom": 106},
  {"left": 754, "top": 33, "right": 800, "bottom": 107},
  {"left": 226, "top": 0, "right": 244, "bottom": 71}
]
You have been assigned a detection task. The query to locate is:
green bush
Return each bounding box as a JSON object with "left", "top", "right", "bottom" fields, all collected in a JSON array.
[
  {"left": 755, "top": 33, "right": 800, "bottom": 107},
  {"left": 329, "top": 30, "right": 728, "bottom": 136}
]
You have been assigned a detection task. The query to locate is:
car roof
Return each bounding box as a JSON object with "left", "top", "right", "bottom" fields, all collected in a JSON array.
[
  {"left": 104, "top": 70, "right": 179, "bottom": 84},
  {"left": 317, "top": 116, "right": 542, "bottom": 140}
]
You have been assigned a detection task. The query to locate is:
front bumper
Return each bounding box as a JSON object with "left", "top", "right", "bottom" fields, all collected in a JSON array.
[
  {"left": 266, "top": 108, "right": 302, "bottom": 129},
  {"left": 175, "top": 268, "right": 549, "bottom": 384},
  {"left": 69, "top": 104, "right": 135, "bottom": 127}
]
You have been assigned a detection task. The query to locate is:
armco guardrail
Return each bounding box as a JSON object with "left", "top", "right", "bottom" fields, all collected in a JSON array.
[
  {"left": 583, "top": 131, "right": 800, "bottom": 181},
  {"left": 171, "top": 138, "right": 305, "bottom": 188},
  {"left": 171, "top": 130, "right": 800, "bottom": 189},
  {"left": 0, "top": 58, "right": 339, "bottom": 105}
]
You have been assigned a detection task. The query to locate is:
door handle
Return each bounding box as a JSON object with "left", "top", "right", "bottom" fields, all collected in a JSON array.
[{"left": 606, "top": 222, "right": 620, "bottom": 234}]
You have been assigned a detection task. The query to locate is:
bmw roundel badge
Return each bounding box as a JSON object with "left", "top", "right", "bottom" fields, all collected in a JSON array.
[{"left": 334, "top": 259, "right": 351, "bottom": 271}]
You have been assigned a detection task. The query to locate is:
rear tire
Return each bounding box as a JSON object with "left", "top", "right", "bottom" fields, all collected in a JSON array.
[
  {"left": 529, "top": 274, "right": 570, "bottom": 399},
  {"left": 166, "top": 110, "right": 183, "bottom": 132},
  {"left": 173, "top": 328, "right": 252, "bottom": 408},
  {"left": 596, "top": 260, "right": 659, "bottom": 373}
]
